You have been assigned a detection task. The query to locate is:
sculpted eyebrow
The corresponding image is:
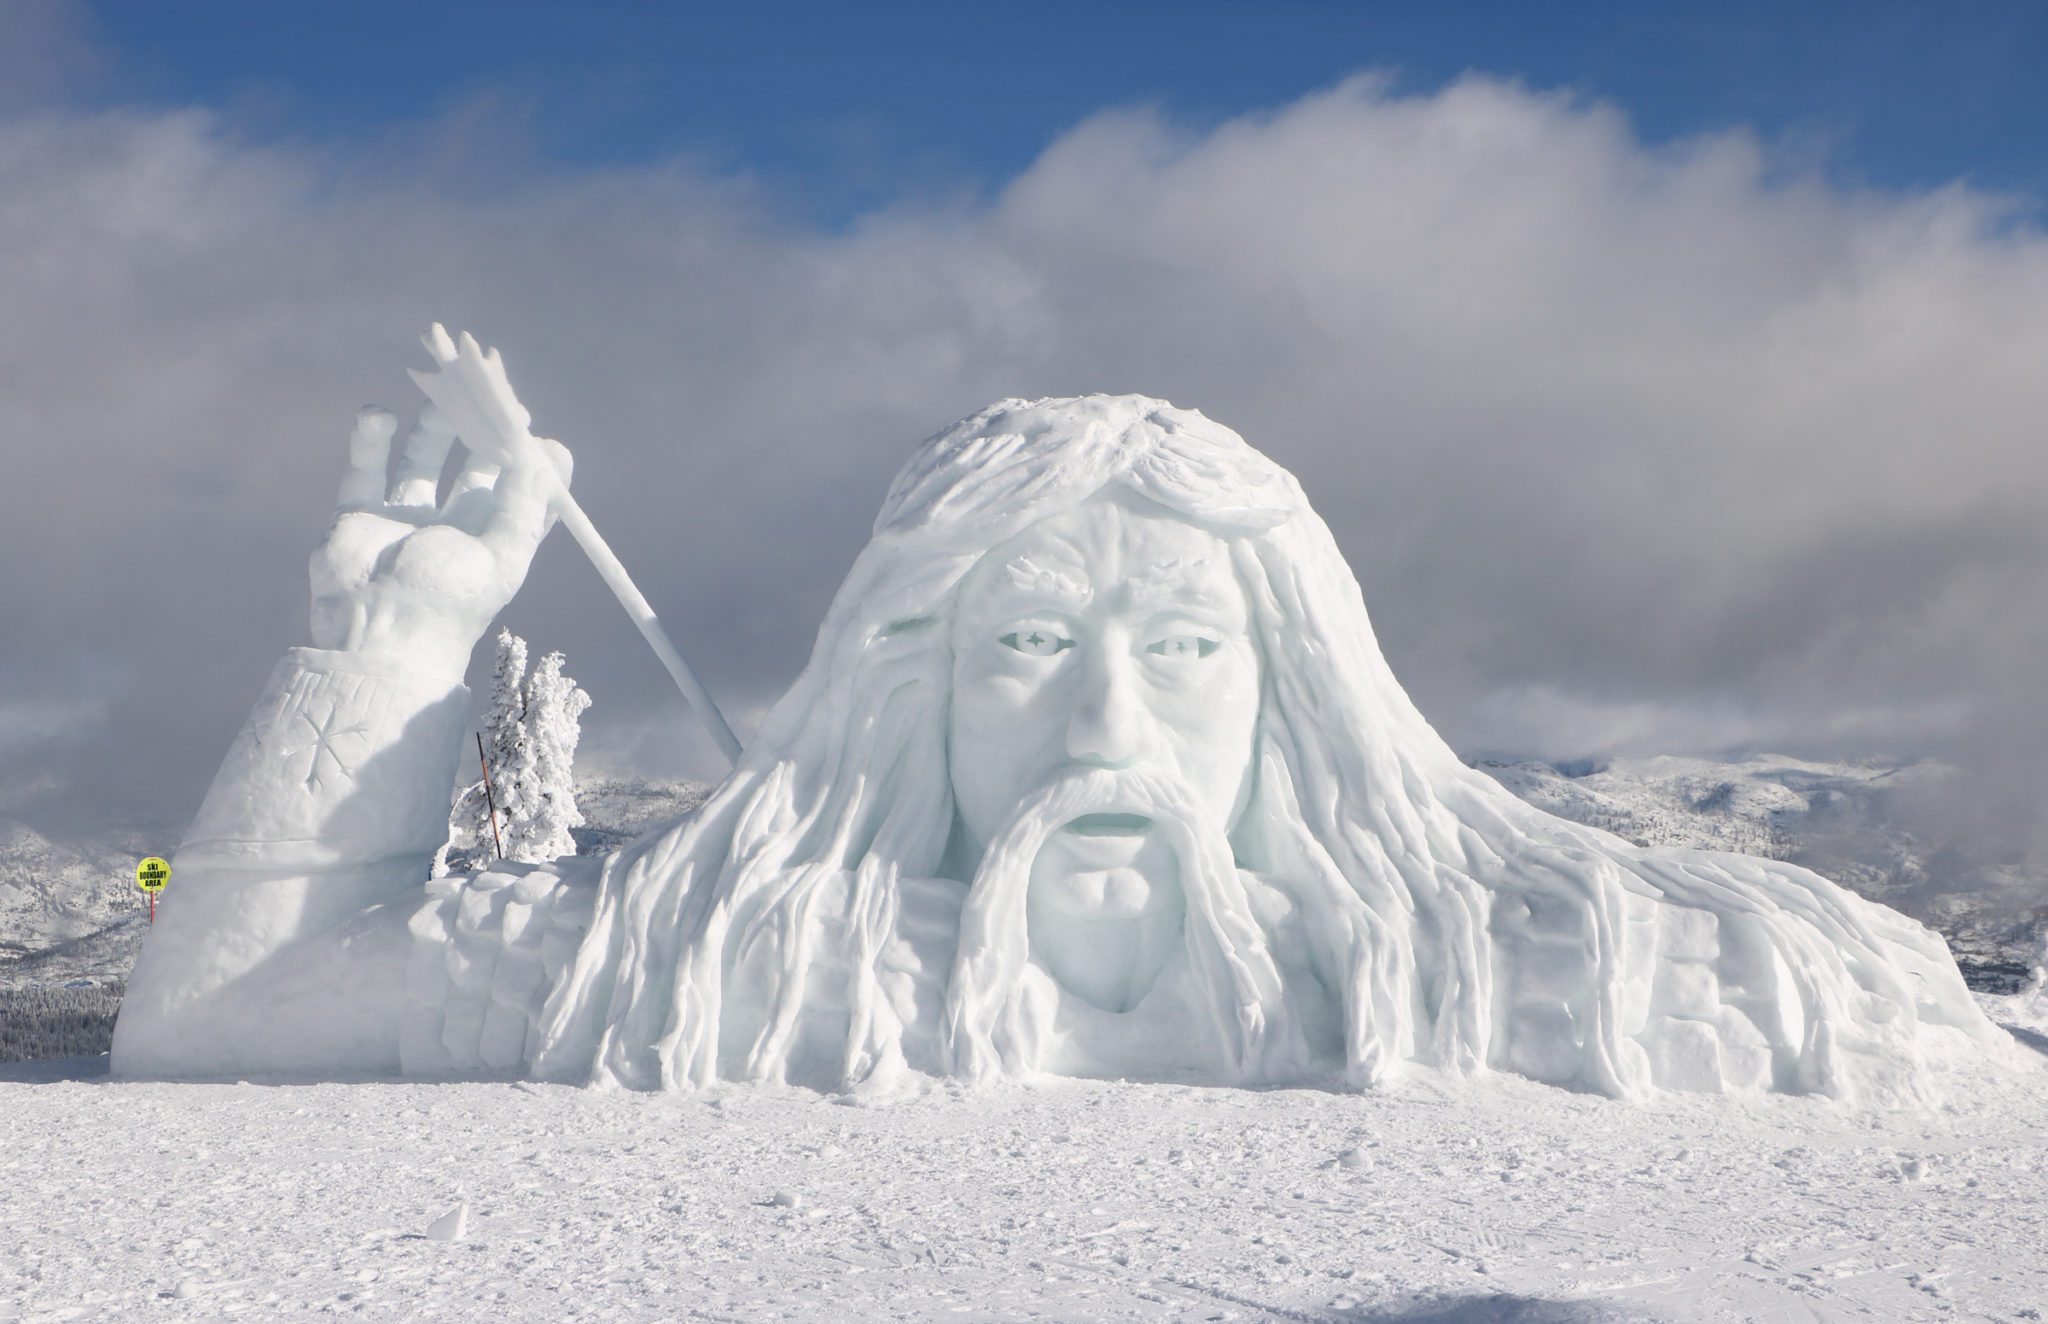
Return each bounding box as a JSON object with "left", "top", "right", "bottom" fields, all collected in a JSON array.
[
  {"left": 1127, "top": 558, "right": 1233, "bottom": 615},
  {"left": 995, "top": 555, "right": 1091, "bottom": 611}
]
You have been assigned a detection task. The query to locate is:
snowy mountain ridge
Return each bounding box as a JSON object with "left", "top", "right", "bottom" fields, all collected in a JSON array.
[
  {"left": 4, "top": 763, "right": 2042, "bottom": 994},
  {"left": 0, "top": 816, "right": 156, "bottom": 985},
  {"left": 1479, "top": 753, "right": 1938, "bottom": 858},
  {"left": 1477, "top": 753, "right": 2048, "bottom": 991}
]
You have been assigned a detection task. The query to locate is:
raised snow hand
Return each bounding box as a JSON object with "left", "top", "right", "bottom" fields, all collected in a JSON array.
[
  {"left": 311, "top": 328, "right": 572, "bottom": 681},
  {"left": 408, "top": 323, "right": 742, "bottom": 763},
  {"left": 406, "top": 324, "right": 567, "bottom": 486}
]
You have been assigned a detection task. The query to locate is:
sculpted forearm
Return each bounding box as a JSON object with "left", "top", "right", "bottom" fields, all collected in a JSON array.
[
  {"left": 112, "top": 649, "right": 470, "bottom": 1076},
  {"left": 113, "top": 332, "right": 568, "bottom": 1079}
]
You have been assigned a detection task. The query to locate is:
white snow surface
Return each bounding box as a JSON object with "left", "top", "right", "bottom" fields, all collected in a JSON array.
[{"left": 4, "top": 1040, "right": 2046, "bottom": 1322}]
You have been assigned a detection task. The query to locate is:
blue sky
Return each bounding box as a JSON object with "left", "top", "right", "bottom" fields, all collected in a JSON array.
[{"left": 66, "top": 1, "right": 2048, "bottom": 218}]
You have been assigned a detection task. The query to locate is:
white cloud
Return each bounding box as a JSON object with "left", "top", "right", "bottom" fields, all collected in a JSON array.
[
  {"left": 0, "top": 696, "right": 109, "bottom": 758},
  {"left": 3, "top": 76, "right": 2046, "bottom": 844}
]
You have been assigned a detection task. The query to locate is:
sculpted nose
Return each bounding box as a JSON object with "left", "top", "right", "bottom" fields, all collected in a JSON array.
[{"left": 1066, "top": 648, "right": 1148, "bottom": 767}]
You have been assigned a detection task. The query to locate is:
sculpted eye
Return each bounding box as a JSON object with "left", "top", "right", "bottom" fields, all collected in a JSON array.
[
  {"left": 1146, "top": 634, "right": 1218, "bottom": 659},
  {"left": 1000, "top": 629, "right": 1073, "bottom": 656}
]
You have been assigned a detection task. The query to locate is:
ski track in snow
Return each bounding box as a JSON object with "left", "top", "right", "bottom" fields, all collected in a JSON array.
[{"left": 4, "top": 1052, "right": 2046, "bottom": 1322}]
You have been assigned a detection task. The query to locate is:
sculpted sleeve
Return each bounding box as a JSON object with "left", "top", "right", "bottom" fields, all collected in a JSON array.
[
  {"left": 113, "top": 648, "right": 473, "bottom": 1076},
  {"left": 179, "top": 647, "right": 470, "bottom": 875}
]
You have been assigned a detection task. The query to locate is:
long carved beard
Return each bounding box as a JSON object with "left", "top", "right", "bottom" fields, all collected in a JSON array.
[{"left": 941, "top": 766, "right": 1305, "bottom": 1084}]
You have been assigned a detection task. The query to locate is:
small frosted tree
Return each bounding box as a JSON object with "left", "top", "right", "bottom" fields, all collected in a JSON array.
[
  {"left": 2026, "top": 928, "right": 2048, "bottom": 1015},
  {"left": 511, "top": 649, "right": 592, "bottom": 861},
  {"left": 434, "top": 630, "right": 590, "bottom": 873}
]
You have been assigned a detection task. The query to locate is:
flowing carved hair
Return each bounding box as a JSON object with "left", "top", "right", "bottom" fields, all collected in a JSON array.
[{"left": 531, "top": 395, "right": 1994, "bottom": 1103}]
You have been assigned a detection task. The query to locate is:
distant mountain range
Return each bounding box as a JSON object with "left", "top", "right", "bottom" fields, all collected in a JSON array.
[
  {"left": 3, "top": 762, "right": 2042, "bottom": 997},
  {"left": 1477, "top": 754, "right": 2048, "bottom": 992},
  {"left": 0, "top": 816, "right": 162, "bottom": 987}
]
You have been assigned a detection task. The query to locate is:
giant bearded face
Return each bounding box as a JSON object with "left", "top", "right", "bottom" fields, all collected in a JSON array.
[
  {"left": 946, "top": 490, "right": 1263, "bottom": 1013},
  {"left": 559, "top": 393, "right": 1987, "bottom": 1102}
]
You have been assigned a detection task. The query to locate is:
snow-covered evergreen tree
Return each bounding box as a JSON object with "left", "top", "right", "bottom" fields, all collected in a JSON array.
[
  {"left": 510, "top": 649, "right": 592, "bottom": 861},
  {"left": 485, "top": 631, "right": 540, "bottom": 851},
  {"left": 434, "top": 630, "right": 589, "bottom": 872}
]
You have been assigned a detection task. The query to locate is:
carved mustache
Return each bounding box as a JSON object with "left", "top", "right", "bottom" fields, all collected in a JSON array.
[{"left": 979, "top": 766, "right": 1212, "bottom": 864}]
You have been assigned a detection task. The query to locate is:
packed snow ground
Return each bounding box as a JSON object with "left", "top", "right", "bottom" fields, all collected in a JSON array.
[{"left": 4, "top": 1007, "right": 2046, "bottom": 1324}]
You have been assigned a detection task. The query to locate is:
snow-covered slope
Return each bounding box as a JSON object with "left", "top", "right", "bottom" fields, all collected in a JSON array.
[
  {"left": 0, "top": 817, "right": 158, "bottom": 986},
  {"left": 567, "top": 775, "right": 714, "bottom": 856},
  {"left": 1478, "top": 755, "right": 2048, "bottom": 992}
]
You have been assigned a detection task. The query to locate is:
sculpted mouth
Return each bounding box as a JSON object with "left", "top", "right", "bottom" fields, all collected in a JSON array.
[{"left": 1066, "top": 812, "right": 1153, "bottom": 836}]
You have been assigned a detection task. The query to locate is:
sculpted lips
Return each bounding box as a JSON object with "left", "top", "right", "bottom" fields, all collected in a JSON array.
[
  {"left": 1065, "top": 812, "right": 1152, "bottom": 835},
  {"left": 1054, "top": 812, "right": 1158, "bottom": 868}
]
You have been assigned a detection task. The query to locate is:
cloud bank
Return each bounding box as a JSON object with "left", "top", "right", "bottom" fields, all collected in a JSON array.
[{"left": 3, "top": 76, "right": 2045, "bottom": 865}]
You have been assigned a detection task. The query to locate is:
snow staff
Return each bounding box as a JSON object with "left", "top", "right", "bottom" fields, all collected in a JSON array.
[{"left": 113, "top": 337, "right": 2017, "bottom": 1103}]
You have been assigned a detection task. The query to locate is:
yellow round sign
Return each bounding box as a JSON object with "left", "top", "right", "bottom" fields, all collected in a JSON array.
[{"left": 136, "top": 856, "right": 171, "bottom": 892}]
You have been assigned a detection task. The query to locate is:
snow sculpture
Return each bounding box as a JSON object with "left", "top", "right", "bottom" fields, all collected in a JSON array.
[{"left": 113, "top": 336, "right": 2016, "bottom": 1104}]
